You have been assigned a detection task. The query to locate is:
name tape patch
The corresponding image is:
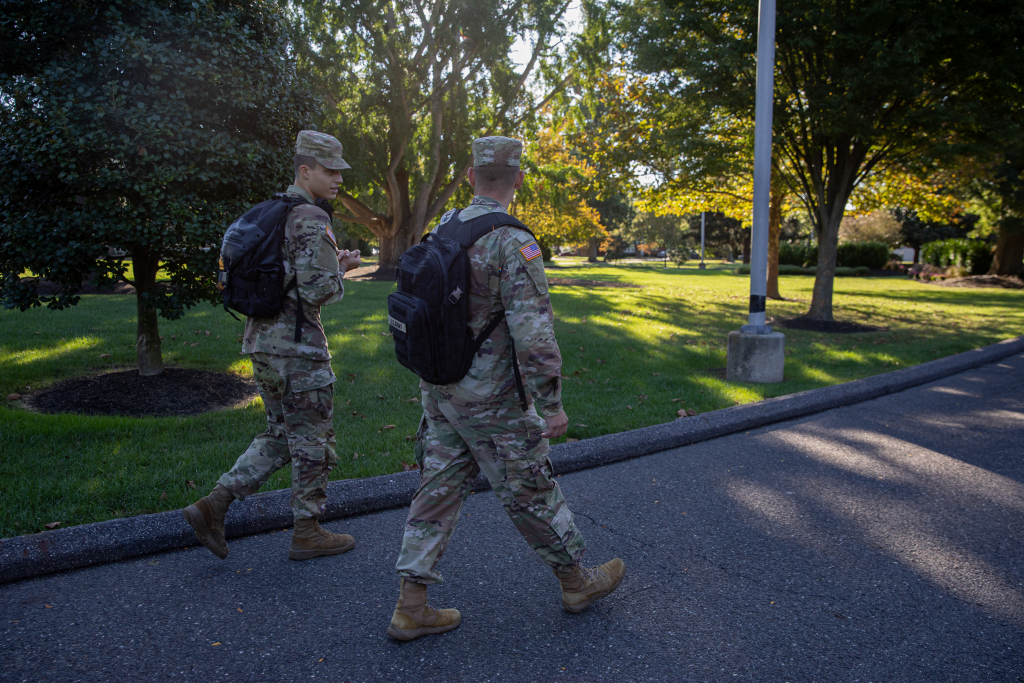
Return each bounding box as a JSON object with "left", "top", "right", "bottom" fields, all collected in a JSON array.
[
  {"left": 388, "top": 315, "right": 407, "bottom": 333},
  {"left": 519, "top": 242, "right": 542, "bottom": 261}
]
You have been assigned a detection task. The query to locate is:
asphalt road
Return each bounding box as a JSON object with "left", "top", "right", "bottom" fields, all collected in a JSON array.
[{"left": 2, "top": 353, "right": 1022, "bottom": 683}]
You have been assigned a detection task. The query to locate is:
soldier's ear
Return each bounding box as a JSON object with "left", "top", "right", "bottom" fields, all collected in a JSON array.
[
  {"left": 514, "top": 169, "right": 525, "bottom": 190},
  {"left": 467, "top": 167, "right": 477, "bottom": 188}
]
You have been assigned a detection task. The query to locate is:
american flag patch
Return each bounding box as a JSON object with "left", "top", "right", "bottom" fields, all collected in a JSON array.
[{"left": 519, "top": 242, "right": 542, "bottom": 261}]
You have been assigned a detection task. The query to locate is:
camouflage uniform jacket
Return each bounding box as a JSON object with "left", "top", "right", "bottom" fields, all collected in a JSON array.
[
  {"left": 426, "top": 195, "right": 563, "bottom": 418},
  {"left": 241, "top": 185, "right": 343, "bottom": 360}
]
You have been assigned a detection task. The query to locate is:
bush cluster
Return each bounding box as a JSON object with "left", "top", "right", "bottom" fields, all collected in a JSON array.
[
  {"left": 778, "top": 242, "right": 889, "bottom": 269},
  {"left": 736, "top": 264, "right": 869, "bottom": 276},
  {"left": 920, "top": 239, "right": 993, "bottom": 275}
]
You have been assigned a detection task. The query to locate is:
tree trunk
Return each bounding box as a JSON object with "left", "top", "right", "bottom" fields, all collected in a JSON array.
[
  {"left": 588, "top": 237, "right": 599, "bottom": 263},
  {"left": 807, "top": 209, "right": 844, "bottom": 320},
  {"left": 131, "top": 247, "right": 163, "bottom": 376},
  {"left": 767, "top": 186, "right": 785, "bottom": 300},
  {"left": 349, "top": 236, "right": 359, "bottom": 251},
  {"left": 742, "top": 230, "right": 751, "bottom": 264},
  {"left": 988, "top": 227, "right": 1024, "bottom": 275}
]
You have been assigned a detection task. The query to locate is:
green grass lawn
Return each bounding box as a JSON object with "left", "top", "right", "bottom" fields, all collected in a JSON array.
[{"left": 1, "top": 263, "right": 1021, "bottom": 537}]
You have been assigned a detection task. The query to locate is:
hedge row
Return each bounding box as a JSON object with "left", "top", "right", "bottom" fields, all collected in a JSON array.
[
  {"left": 737, "top": 264, "right": 870, "bottom": 277},
  {"left": 778, "top": 242, "right": 890, "bottom": 270},
  {"left": 920, "top": 239, "right": 992, "bottom": 275}
]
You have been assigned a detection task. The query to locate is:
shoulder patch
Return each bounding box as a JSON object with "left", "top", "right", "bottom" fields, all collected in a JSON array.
[
  {"left": 519, "top": 242, "right": 542, "bottom": 261},
  {"left": 321, "top": 222, "right": 337, "bottom": 248},
  {"left": 440, "top": 208, "right": 457, "bottom": 225}
]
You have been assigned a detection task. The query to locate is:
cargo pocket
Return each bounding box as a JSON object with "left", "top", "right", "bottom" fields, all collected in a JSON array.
[{"left": 492, "top": 431, "right": 554, "bottom": 496}]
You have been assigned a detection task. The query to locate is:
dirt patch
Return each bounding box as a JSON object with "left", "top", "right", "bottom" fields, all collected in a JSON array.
[
  {"left": 26, "top": 368, "right": 257, "bottom": 417},
  {"left": 548, "top": 279, "right": 641, "bottom": 289},
  {"left": 344, "top": 264, "right": 397, "bottom": 282},
  {"left": 768, "top": 316, "right": 886, "bottom": 334},
  {"left": 929, "top": 275, "right": 1024, "bottom": 289}
]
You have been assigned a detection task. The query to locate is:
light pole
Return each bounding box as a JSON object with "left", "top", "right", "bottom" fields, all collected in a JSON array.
[
  {"left": 725, "top": 0, "right": 785, "bottom": 383},
  {"left": 698, "top": 211, "right": 706, "bottom": 270}
]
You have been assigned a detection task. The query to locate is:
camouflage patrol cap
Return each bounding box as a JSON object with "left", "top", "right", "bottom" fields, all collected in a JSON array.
[
  {"left": 295, "top": 130, "right": 351, "bottom": 171},
  {"left": 472, "top": 136, "right": 523, "bottom": 168}
]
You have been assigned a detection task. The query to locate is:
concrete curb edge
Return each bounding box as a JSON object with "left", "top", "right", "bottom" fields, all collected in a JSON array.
[{"left": 2, "top": 335, "right": 1022, "bottom": 584}]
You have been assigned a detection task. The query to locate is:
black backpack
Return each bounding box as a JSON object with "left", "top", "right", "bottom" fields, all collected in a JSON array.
[
  {"left": 387, "top": 210, "right": 537, "bottom": 406},
  {"left": 217, "top": 193, "right": 333, "bottom": 341}
]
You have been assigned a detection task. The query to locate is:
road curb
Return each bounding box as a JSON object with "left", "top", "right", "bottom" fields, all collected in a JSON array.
[{"left": 2, "top": 335, "right": 1022, "bottom": 584}]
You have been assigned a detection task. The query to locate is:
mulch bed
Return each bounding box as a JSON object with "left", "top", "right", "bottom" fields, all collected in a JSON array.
[
  {"left": 37, "top": 279, "right": 136, "bottom": 295},
  {"left": 929, "top": 275, "right": 1024, "bottom": 289},
  {"left": 768, "top": 316, "right": 886, "bottom": 334},
  {"left": 27, "top": 368, "right": 257, "bottom": 418},
  {"left": 344, "top": 265, "right": 397, "bottom": 281}
]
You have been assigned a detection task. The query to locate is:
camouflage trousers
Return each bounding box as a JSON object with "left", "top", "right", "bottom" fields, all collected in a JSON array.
[
  {"left": 395, "top": 387, "right": 587, "bottom": 584},
  {"left": 218, "top": 353, "right": 337, "bottom": 520}
]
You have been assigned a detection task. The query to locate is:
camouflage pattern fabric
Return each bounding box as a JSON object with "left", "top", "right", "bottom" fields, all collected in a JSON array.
[
  {"left": 429, "top": 196, "right": 562, "bottom": 418},
  {"left": 472, "top": 136, "right": 522, "bottom": 167},
  {"left": 395, "top": 386, "right": 586, "bottom": 584},
  {"left": 295, "top": 130, "right": 351, "bottom": 170},
  {"left": 241, "top": 184, "right": 343, "bottom": 360},
  {"left": 218, "top": 353, "right": 337, "bottom": 519}
]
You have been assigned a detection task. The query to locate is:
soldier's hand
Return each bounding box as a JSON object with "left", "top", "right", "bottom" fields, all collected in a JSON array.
[
  {"left": 541, "top": 409, "right": 569, "bottom": 439},
  {"left": 339, "top": 249, "right": 361, "bottom": 274}
]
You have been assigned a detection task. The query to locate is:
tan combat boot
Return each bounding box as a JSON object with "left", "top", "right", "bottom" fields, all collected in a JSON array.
[
  {"left": 182, "top": 484, "right": 234, "bottom": 559},
  {"left": 387, "top": 579, "right": 462, "bottom": 641},
  {"left": 554, "top": 558, "right": 626, "bottom": 613},
  {"left": 288, "top": 518, "right": 355, "bottom": 560}
]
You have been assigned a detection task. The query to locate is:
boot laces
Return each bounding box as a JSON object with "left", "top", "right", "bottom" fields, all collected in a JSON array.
[{"left": 579, "top": 564, "right": 608, "bottom": 585}]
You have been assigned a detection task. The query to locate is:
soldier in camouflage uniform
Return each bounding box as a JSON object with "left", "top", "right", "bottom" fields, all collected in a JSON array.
[
  {"left": 183, "top": 131, "right": 362, "bottom": 562},
  {"left": 387, "top": 136, "right": 625, "bottom": 642}
]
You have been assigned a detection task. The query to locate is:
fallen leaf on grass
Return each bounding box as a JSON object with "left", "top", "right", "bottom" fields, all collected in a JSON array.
[
  {"left": 377, "top": 394, "right": 385, "bottom": 400},
  {"left": 347, "top": 374, "right": 356, "bottom": 383},
  {"left": 7, "top": 394, "right": 22, "bottom": 401},
  {"left": 651, "top": 372, "right": 662, "bottom": 376},
  {"left": 381, "top": 425, "right": 396, "bottom": 430},
  {"left": 405, "top": 398, "right": 419, "bottom": 403},
  {"left": 159, "top": 491, "right": 167, "bottom": 501},
  {"left": 99, "top": 353, "right": 112, "bottom": 358},
  {"left": 565, "top": 438, "right": 579, "bottom": 442},
  {"left": 596, "top": 359, "right": 606, "bottom": 364},
  {"left": 405, "top": 435, "right": 415, "bottom": 441},
  {"left": 626, "top": 405, "right": 633, "bottom": 410},
  {"left": 204, "top": 331, "right": 211, "bottom": 336},
  {"left": 671, "top": 398, "right": 685, "bottom": 403},
  {"left": 400, "top": 461, "right": 420, "bottom": 471},
  {"left": 185, "top": 480, "right": 197, "bottom": 489},
  {"left": 44, "top": 522, "right": 61, "bottom": 530},
  {"left": 677, "top": 408, "right": 698, "bottom": 417},
  {"left": 574, "top": 423, "right": 588, "bottom": 427}
]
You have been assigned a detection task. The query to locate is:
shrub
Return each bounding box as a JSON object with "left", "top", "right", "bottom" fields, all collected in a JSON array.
[
  {"left": 835, "top": 242, "right": 890, "bottom": 270},
  {"left": 920, "top": 239, "right": 994, "bottom": 275},
  {"left": 778, "top": 243, "right": 814, "bottom": 266},
  {"left": 668, "top": 246, "right": 689, "bottom": 265},
  {"left": 737, "top": 264, "right": 866, "bottom": 276}
]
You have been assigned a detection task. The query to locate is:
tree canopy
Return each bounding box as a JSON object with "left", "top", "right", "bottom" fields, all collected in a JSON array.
[
  {"left": 0, "top": 0, "right": 316, "bottom": 374},
  {"left": 292, "top": 0, "right": 576, "bottom": 269},
  {"left": 612, "top": 0, "right": 1024, "bottom": 319}
]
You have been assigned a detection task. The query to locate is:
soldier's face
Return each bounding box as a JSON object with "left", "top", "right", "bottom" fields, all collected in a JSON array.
[{"left": 303, "top": 163, "right": 342, "bottom": 201}]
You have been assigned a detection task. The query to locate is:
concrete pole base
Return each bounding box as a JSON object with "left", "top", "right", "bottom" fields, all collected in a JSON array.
[
  {"left": 726, "top": 331, "right": 785, "bottom": 383},
  {"left": 698, "top": 263, "right": 706, "bottom": 270}
]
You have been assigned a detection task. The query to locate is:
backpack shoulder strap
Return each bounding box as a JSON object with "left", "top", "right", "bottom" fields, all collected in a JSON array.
[{"left": 436, "top": 212, "right": 537, "bottom": 248}]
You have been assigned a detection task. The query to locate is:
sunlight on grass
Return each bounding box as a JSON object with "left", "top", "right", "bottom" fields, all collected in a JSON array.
[{"left": 1, "top": 262, "right": 1022, "bottom": 535}]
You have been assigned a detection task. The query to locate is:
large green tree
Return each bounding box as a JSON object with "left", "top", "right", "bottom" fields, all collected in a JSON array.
[
  {"left": 615, "top": 0, "right": 1024, "bottom": 320},
  {"left": 0, "top": 0, "right": 316, "bottom": 375},
  {"left": 291, "top": 0, "right": 575, "bottom": 270}
]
